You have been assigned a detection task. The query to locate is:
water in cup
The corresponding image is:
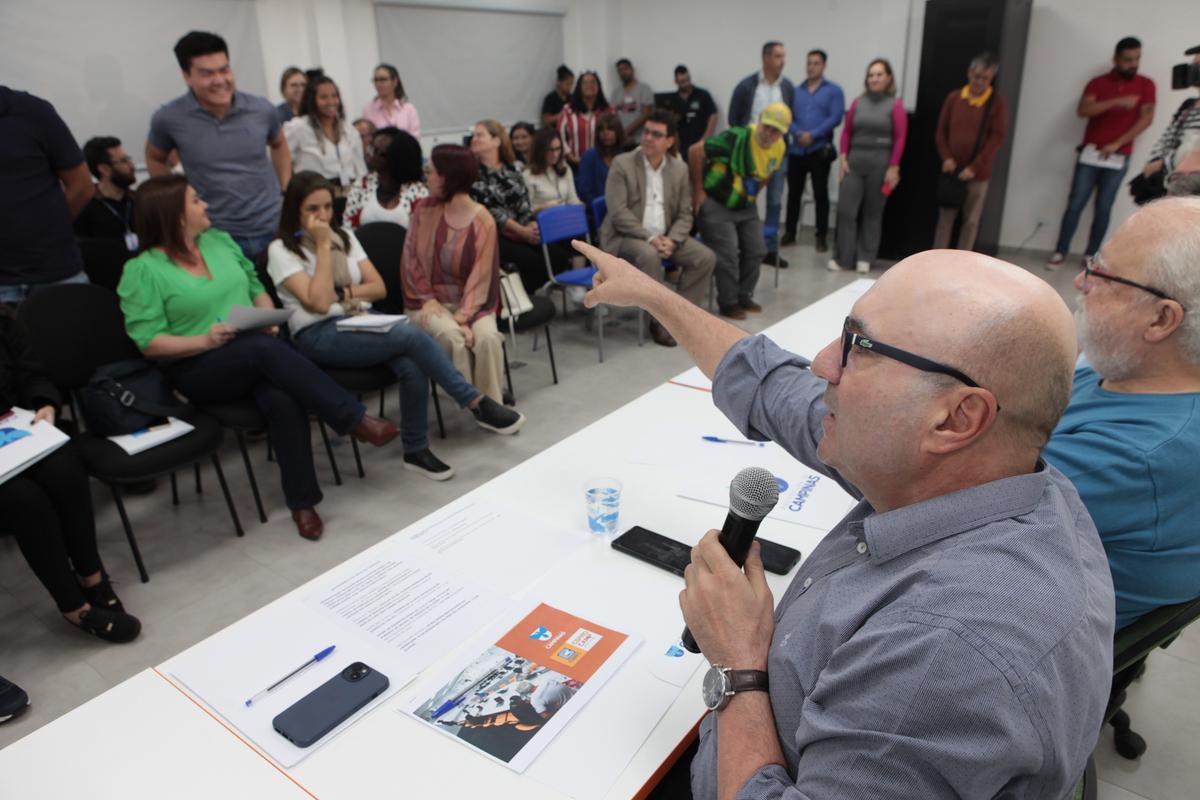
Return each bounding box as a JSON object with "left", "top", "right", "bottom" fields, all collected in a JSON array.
[{"left": 585, "top": 479, "right": 622, "bottom": 536}]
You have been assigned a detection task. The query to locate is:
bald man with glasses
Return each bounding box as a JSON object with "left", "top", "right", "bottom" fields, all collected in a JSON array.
[
  {"left": 571, "top": 238, "right": 1114, "bottom": 799},
  {"left": 1043, "top": 198, "right": 1200, "bottom": 638}
]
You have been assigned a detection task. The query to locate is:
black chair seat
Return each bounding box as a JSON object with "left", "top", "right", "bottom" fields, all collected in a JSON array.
[
  {"left": 323, "top": 364, "right": 396, "bottom": 394},
  {"left": 73, "top": 413, "right": 224, "bottom": 482},
  {"left": 197, "top": 398, "right": 266, "bottom": 431},
  {"left": 504, "top": 295, "right": 556, "bottom": 333}
]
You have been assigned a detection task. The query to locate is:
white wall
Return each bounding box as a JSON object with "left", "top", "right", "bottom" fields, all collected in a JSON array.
[
  {"left": 1000, "top": 0, "right": 1198, "bottom": 251},
  {"left": 4, "top": 0, "right": 1192, "bottom": 251}
]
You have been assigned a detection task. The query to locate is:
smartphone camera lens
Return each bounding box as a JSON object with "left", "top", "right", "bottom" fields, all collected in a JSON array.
[{"left": 343, "top": 662, "right": 370, "bottom": 681}]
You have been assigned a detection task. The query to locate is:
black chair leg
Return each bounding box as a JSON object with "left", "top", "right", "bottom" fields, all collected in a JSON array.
[
  {"left": 317, "top": 420, "right": 343, "bottom": 486},
  {"left": 545, "top": 325, "right": 558, "bottom": 384},
  {"left": 110, "top": 484, "right": 149, "bottom": 583},
  {"left": 378, "top": 390, "right": 385, "bottom": 417},
  {"left": 170, "top": 472, "right": 179, "bottom": 505},
  {"left": 350, "top": 437, "right": 365, "bottom": 479},
  {"left": 1110, "top": 709, "right": 1148, "bottom": 759},
  {"left": 194, "top": 463, "right": 202, "bottom": 494},
  {"left": 503, "top": 340, "right": 515, "bottom": 403},
  {"left": 210, "top": 454, "right": 244, "bottom": 537},
  {"left": 430, "top": 381, "right": 446, "bottom": 439},
  {"left": 236, "top": 431, "right": 268, "bottom": 523}
]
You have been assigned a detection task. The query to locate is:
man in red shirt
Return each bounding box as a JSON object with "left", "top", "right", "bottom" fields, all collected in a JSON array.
[{"left": 1047, "top": 37, "right": 1155, "bottom": 269}]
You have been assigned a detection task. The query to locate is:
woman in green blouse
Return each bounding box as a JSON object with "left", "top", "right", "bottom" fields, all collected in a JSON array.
[{"left": 117, "top": 176, "right": 400, "bottom": 541}]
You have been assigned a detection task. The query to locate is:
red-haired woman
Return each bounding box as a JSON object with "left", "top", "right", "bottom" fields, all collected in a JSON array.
[{"left": 402, "top": 145, "right": 509, "bottom": 405}]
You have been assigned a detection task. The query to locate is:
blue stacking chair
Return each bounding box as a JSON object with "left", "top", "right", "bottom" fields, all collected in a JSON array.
[{"left": 537, "top": 204, "right": 620, "bottom": 362}]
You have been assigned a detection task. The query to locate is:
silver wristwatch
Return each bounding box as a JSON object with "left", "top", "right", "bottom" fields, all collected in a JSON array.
[{"left": 702, "top": 665, "right": 769, "bottom": 711}]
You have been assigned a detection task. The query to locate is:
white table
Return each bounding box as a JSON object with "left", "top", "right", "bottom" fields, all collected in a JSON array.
[{"left": 0, "top": 280, "right": 872, "bottom": 799}]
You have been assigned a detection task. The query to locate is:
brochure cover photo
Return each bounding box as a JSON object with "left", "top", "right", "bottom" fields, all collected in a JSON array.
[{"left": 407, "top": 602, "right": 639, "bottom": 771}]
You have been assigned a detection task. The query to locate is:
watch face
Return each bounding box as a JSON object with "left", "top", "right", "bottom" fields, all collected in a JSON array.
[{"left": 702, "top": 666, "right": 728, "bottom": 710}]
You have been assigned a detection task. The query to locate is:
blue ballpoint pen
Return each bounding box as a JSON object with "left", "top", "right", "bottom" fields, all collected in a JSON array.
[
  {"left": 701, "top": 435, "right": 764, "bottom": 447},
  {"left": 245, "top": 645, "right": 336, "bottom": 707}
]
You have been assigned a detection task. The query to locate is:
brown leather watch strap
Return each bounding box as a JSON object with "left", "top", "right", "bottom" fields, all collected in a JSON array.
[{"left": 727, "top": 669, "right": 769, "bottom": 694}]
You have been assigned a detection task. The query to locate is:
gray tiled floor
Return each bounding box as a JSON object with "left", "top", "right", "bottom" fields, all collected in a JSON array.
[{"left": 1, "top": 239, "right": 1195, "bottom": 800}]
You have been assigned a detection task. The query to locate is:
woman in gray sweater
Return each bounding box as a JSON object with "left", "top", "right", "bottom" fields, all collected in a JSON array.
[{"left": 831, "top": 59, "right": 908, "bottom": 273}]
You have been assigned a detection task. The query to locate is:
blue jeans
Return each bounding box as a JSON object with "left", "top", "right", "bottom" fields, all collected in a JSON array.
[
  {"left": 170, "top": 333, "right": 365, "bottom": 510},
  {"left": 763, "top": 166, "right": 787, "bottom": 252},
  {"left": 0, "top": 270, "right": 88, "bottom": 305},
  {"left": 293, "top": 316, "right": 481, "bottom": 452},
  {"left": 1054, "top": 160, "right": 1129, "bottom": 257},
  {"left": 230, "top": 232, "right": 276, "bottom": 263}
]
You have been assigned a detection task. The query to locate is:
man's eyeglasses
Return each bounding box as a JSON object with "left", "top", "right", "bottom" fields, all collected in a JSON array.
[
  {"left": 642, "top": 128, "right": 668, "bottom": 140},
  {"left": 1082, "top": 256, "right": 1183, "bottom": 309},
  {"left": 840, "top": 317, "right": 986, "bottom": 391}
]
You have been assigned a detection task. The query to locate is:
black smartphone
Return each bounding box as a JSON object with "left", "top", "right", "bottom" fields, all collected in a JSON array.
[
  {"left": 611, "top": 526, "right": 801, "bottom": 576},
  {"left": 273, "top": 662, "right": 389, "bottom": 748}
]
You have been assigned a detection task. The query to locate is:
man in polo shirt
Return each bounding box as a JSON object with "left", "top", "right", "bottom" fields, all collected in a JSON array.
[
  {"left": 571, "top": 238, "right": 1114, "bottom": 799},
  {"left": 613, "top": 59, "right": 654, "bottom": 144},
  {"left": 146, "top": 31, "right": 291, "bottom": 260},
  {"left": 672, "top": 65, "right": 717, "bottom": 164},
  {"left": 1047, "top": 36, "right": 1155, "bottom": 269},
  {"left": 782, "top": 48, "right": 844, "bottom": 254},
  {"left": 0, "top": 86, "right": 94, "bottom": 304},
  {"left": 690, "top": 103, "right": 790, "bottom": 320},
  {"left": 729, "top": 42, "right": 794, "bottom": 268},
  {"left": 75, "top": 136, "right": 138, "bottom": 249}
]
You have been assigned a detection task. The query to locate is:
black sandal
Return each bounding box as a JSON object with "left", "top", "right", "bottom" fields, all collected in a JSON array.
[
  {"left": 73, "top": 606, "right": 141, "bottom": 644},
  {"left": 81, "top": 575, "right": 125, "bottom": 614}
]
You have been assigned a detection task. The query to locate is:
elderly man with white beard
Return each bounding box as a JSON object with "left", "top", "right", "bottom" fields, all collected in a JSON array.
[{"left": 1043, "top": 196, "right": 1200, "bottom": 633}]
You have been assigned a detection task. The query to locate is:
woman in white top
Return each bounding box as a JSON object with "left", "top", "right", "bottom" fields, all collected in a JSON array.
[
  {"left": 520, "top": 127, "right": 582, "bottom": 213},
  {"left": 266, "top": 172, "right": 524, "bottom": 480},
  {"left": 357, "top": 129, "right": 429, "bottom": 228},
  {"left": 283, "top": 75, "right": 367, "bottom": 194}
]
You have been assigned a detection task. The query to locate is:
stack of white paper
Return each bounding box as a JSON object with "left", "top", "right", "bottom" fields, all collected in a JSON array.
[
  {"left": 336, "top": 314, "right": 408, "bottom": 334},
  {"left": 226, "top": 305, "right": 294, "bottom": 331},
  {"left": 0, "top": 407, "right": 69, "bottom": 485},
  {"left": 107, "top": 417, "right": 195, "bottom": 455}
]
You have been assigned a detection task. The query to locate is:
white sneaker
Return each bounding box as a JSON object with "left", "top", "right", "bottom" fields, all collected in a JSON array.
[
  {"left": 826, "top": 259, "right": 843, "bottom": 272},
  {"left": 856, "top": 261, "right": 871, "bottom": 274},
  {"left": 1045, "top": 253, "right": 1065, "bottom": 271},
  {"left": 566, "top": 285, "right": 587, "bottom": 306}
]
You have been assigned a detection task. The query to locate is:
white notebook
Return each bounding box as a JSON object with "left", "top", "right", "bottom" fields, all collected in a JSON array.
[{"left": 336, "top": 314, "right": 408, "bottom": 333}]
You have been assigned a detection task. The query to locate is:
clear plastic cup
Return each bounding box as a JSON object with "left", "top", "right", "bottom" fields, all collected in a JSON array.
[{"left": 584, "top": 477, "right": 622, "bottom": 536}]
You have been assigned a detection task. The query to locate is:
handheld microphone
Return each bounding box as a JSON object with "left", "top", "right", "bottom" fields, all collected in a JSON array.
[{"left": 681, "top": 466, "right": 781, "bottom": 654}]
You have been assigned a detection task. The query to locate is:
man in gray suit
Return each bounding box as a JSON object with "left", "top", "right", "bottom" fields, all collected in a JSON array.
[{"left": 601, "top": 110, "right": 716, "bottom": 347}]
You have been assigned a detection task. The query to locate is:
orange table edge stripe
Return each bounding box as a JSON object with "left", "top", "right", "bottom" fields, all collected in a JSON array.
[
  {"left": 666, "top": 380, "right": 712, "bottom": 393},
  {"left": 151, "top": 667, "right": 320, "bottom": 800}
]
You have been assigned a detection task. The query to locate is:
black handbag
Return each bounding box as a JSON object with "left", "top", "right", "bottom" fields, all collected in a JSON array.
[
  {"left": 819, "top": 141, "right": 837, "bottom": 164},
  {"left": 80, "top": 359, "right": 191, "bottom": 436},
  {"left": 937, "top": 94, "right": 995, "bottom": 209}
]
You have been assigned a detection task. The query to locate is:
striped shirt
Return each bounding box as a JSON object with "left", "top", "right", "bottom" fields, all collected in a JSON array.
[
  {"left": 690, "top": 334, "right": 1115, "bottom": 800},
  {"left": 400, "top": 197, "right": 499, "bottom": 323},
  {"left": 558, "top": 104, "right": 611, "bottom": 163},
  {"left": 1149, "top": 97, "right": 1200, "bottom": 172}
]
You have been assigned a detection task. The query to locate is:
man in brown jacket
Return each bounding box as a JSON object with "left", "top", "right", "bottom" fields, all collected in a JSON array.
[
  {"left": 601, "top": 110, "right": 716, "bottom": 346},
  {"left": 933, "top": 52, "right": 1009, "bottom": 251}
]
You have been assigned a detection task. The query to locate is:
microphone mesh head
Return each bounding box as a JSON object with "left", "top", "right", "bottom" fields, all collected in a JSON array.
[{"left": 729, "top": 466, "right": 781, "bottom": 521}]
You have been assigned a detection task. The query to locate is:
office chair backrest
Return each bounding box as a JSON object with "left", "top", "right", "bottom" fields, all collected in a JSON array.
[
  {"left": 591, "top": 197, "right": 608, "bottom": 227},
  {"left": 1113, "top": 595, "right": 1200, "bottom": 674},
  {"left": 536, "top": 205, "right": 590, "bottom": 246},
  {"left": 17, "top": 283, "right": 141, "bottom": 390},
  {"left": 355, "top": 222, "right": 407, "bottom": 314}
]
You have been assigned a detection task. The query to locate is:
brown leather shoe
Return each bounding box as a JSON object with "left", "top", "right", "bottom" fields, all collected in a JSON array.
[
  {"left": 649, "top": 320, "right": 677, "bottom": 347},
  {"left": 719, "top": 304, "right": 747, "bottom": 320},
  {"left": 352, "top": 414, "right": 400, "bottom": 447},
  {"left": 292, "top": 507, "right": 323, "bottom": 540},
  {"left": 740, "top": 300, "right": 763, "bottom": 314}
]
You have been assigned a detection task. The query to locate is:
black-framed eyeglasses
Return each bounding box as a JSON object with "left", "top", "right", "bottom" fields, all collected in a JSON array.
[
  {"left": 840, "top": 317, "right": 984, "bottom": 390},
  {"left": 1082, "top": 256, "right": 1184, "bottom": 310}
]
